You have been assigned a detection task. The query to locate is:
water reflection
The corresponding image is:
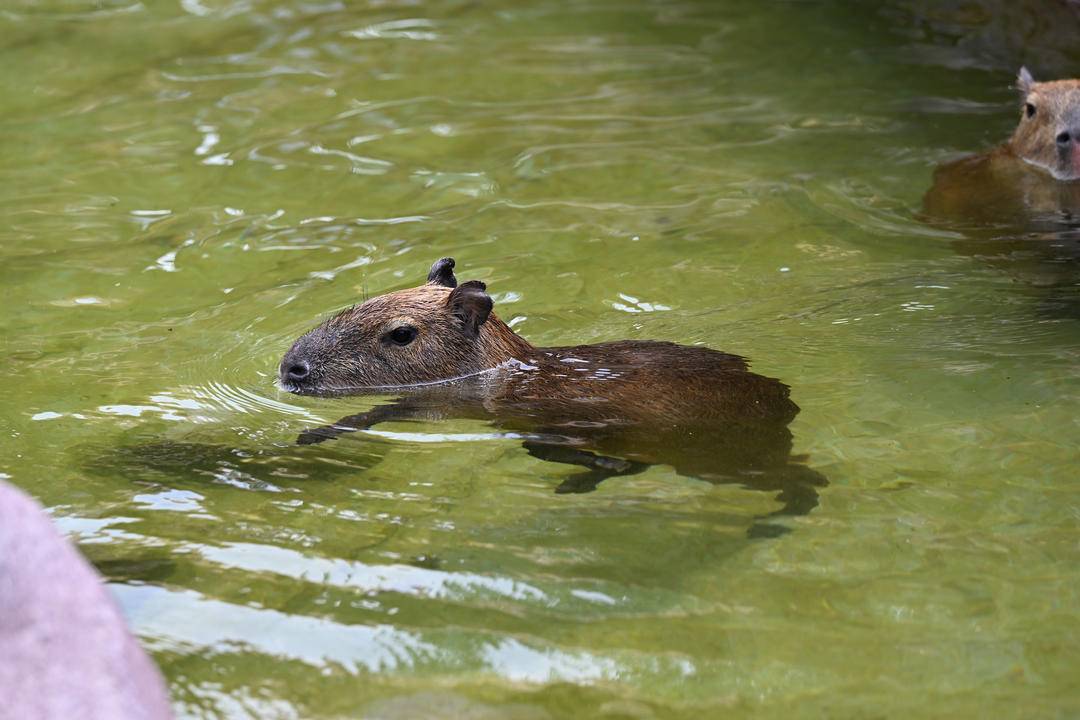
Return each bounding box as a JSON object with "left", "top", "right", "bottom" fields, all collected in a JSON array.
[
  {"left": 922, "top": 151, "right": 1080, "bottom": 314},
  {"left": 115, "top": 582, "right": 695, "bottom": 683},
  {"left": 191, "top": 540, "right": 549, "bottom": 603},
  {"left": 83, "top": 439, "right": 383, "bottom": 492},
  {"left": 293, "top": 358, "right": 827, "bottom": 537}
]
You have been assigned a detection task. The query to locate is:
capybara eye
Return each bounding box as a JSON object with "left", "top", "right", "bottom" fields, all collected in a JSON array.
[
  {"left": 1025, "top": 102, "right": 1036, "bottom": 118},
  {"left": 387, "top": 325, "right": 418, "bottom": 346}
]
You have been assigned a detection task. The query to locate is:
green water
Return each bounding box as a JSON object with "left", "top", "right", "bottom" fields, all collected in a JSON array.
[{"left": 2, "top": 1, "right": 1078, "bottom": 717}]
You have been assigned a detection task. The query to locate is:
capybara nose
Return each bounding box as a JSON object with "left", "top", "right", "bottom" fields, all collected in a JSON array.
[
  {"left": 285, "top": 360, "right": 310, "bottom": 382},
  {"left": 1056, "top": 130, "right": 1073, "bottom": 148}
]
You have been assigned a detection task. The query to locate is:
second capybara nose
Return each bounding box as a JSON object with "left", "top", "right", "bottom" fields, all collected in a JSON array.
[{"left": 285, "top": 360, "right": 310, "bottom": 382}]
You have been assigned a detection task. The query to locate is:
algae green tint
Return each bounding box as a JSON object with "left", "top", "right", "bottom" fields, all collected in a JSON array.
[{"left": 1, "top": 1, "right": 1077, "bottom": 718}]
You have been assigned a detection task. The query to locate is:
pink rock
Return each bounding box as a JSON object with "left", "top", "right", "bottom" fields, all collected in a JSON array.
[{"left": 0, "top": 480, "right": 173, "bottom": 720}]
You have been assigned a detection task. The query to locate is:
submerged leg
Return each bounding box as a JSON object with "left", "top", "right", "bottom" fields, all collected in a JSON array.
[
  {"left": 768, "top": 481, "right": 822, "bottom": 517},
  {"left": 522, "top": 440, "right": 648, "bottom": 494},
  {"left": 297, "top": 400, "right": 420, "bottom": 445},
  {"left": 747, "top": 465, "right": 828, "bottom": 538}
]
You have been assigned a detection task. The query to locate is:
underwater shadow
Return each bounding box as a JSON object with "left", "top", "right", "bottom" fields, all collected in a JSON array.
[
  {"left": 294, "top": 378, "right": 828, "bottom": 539},
  {"left": 80, "top": 437, "right": 386, "bottom": 493}
]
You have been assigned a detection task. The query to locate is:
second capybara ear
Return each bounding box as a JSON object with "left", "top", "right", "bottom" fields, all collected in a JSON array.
[
  {"left": 427, "top": 257, "right": 458, "bottom": 288},
  {"left": 446, "top": 280, "right": 492, "bottom": 336},
  {"left": 1017, "top": 66, "right": 1035, "bottom": 96}
]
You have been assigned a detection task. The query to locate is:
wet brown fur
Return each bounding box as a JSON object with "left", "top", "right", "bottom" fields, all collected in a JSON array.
[
  {"left": 281, "top": 261, "right": 798, "bottom": 427},
  {"left": 289, "top": 284, "right": 534, "bottom": 390}
]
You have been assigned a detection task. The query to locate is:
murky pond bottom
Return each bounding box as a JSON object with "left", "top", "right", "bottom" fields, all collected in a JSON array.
[{"left": 1, "top": 1, "right": 1078, "bottom": 717}]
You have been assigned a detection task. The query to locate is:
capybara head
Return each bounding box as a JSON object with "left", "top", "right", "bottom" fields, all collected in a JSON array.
[
  {"left": 1010, "top": 67, "right": 1080, "bottom": 181},
  {"left": 279, "top": 258, "right": 530, "bottom": 394}
]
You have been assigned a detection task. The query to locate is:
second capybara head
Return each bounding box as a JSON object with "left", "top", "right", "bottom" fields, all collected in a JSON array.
[{"left": 1010, "top": 67, "right": 1080, "bottom": 181}]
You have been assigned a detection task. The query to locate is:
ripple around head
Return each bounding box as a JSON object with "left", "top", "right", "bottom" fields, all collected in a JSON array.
[{"left": 176, "top": 381, "right": 323, "bottom": 421}]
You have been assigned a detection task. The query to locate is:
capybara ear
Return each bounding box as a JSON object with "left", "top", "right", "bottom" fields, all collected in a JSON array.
[
  {"left": 1017, "top": 66, "right": 1035, "bottom": 96},
  {"left": 447, "top": 280, "right": 492, "bottom": 336},
  {"left": 427, "top": 257, "right": 458, "bottom": 288}
]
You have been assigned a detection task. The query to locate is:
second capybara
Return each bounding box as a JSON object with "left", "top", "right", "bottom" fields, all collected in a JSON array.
[
  {"left": 924, "top": 67, "right": 1080, "bottom": 221},
  {"left": 922, "top": 68, "right": 1080, "bottom": 291},
  {"left": 280, "top": 258, "right": 825, "bottom": 521}
]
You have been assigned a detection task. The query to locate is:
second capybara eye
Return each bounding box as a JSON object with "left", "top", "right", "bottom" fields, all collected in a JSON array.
[
  {"left": 1025, "top": 102, "right": 1036, "bottom": 118},
  {"left": 386, "top": 325, "right": 418, "bottom": 346}
]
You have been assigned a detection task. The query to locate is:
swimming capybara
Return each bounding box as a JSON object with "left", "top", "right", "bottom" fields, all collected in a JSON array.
[
  {"left": 922, "top": 68, "right": 1080, "bottom": 293},
  {"left": 280, "top": 259, "right": 824, "bottom": 522}
]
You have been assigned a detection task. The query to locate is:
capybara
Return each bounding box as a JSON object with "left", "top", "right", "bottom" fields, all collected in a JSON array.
[
  {"left": 922, "top": 68, "right": 1080, "bottom": 293},
  {"left": 280, "top": 259, "right": 824, "bottom": 522}
]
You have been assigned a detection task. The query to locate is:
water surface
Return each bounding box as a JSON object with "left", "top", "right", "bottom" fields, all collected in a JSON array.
[{"left": 1, "top": 1, "right": 1078, "bottom": 717}]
